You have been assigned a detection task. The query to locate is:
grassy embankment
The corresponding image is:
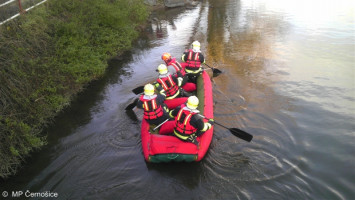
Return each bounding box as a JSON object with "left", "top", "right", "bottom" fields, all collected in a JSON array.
[{"left": 0, "top": 0, "right": 149, "bottom": 179}]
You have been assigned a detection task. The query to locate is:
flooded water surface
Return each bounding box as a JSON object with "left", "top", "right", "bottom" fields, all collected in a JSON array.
[{"left": 1, "top": 0, "right": 354, "bottom": 199}]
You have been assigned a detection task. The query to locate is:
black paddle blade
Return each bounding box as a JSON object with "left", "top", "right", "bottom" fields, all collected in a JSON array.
[
  {"left": 212, "top": 68, "right": 222, "bottom": 77},
  {"left": 204, "top": 63, "right": 222, "bottom": 75},
  {"left": 229, "top": 128, "right": 253, "bottom": 142},
  {"left": 125, "top": 98, "right": 139, "bottom": 110},
  {"left": 212, "top": 68, "right": 222, "bottom": 74},
  {"left": 132, "top": 86, "right": 144, "bottom": 95},
  {"left": 125, "top": 110, "right": 139, "bottom": 122}
]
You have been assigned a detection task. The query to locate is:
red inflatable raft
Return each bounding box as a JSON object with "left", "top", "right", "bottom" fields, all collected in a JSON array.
[{"left": 141, "top": 70, "right": 214, "bottom": 162}]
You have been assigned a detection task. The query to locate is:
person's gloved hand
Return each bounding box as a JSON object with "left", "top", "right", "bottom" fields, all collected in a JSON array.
[
  {"left": 188, "top": 135, "right": 198, "bottom": 145},
  {"left": 164, "top": 106, "right": 170, "bottom": 113},
  {"left": 160, "top": 89, "right": 166, "bottom": 97},
  {"left": 208, "top": 119, "right": 214, "bottom": 125},
  {"left": 169, "top": 110, "right": 175, "bottom": 119},
  {"left": 177, "top": 77, "right": 183, "bottom": 86}
]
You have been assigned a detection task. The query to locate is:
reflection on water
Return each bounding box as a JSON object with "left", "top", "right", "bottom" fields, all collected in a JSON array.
[
  {"left": 1, "top": 0, "right": 354, "bottom": 199},
  {"left": 207, "top": 0, "right": 354, "bottom": 199}
]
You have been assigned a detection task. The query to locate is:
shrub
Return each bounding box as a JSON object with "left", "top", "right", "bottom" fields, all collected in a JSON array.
[{"left": 0, "top": 0, "right": 148, "bottom": 178}]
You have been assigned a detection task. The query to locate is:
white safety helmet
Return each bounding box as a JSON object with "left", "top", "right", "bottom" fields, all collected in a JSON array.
[
  {"left": 186, "top": 96, "right": 199, "bottom": 110},
  {"left": 144, "top": 83, "right": 155, "bottom": 96},
  {"left": 157, "top": 64, "right": 168, "bottom": 75},
  {"left": 191, "top": 41, "right": 201, "bottom": 52}
]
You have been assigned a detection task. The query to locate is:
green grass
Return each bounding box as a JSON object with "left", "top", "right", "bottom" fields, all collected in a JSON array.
[{"left": 0, "top": 0, "right": 149, "bottom": 179}]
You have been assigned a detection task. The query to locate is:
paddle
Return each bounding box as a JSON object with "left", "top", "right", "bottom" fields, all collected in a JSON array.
[
  {"left": 198, "top": 114, "right": 253, "bottom": 142},
  {"left": 125, "top": 98, "right": 139, "bottom": 110},
  {"left": 203, "top": 63, "right": 222, "bottom": 75},
  {"left": 132, "top": 85, "right": 144, "bottom": 95},
  {"left": 125, "top": 109, "right": 139, "bottom": 122},
  {"left": 153, "top": 118, "right": 170, "bottom": 131}
]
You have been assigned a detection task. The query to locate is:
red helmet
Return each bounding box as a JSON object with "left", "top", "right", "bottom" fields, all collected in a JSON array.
[{"left": 161, "top": 53, "right": 171, "bottom": 62}]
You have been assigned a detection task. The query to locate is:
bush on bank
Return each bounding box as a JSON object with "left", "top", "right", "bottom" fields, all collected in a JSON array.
[{"left": 0, "top": 0, "right": 148, "bottom": 179}]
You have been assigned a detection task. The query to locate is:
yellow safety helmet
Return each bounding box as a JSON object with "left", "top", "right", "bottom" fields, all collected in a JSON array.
[
  {"left": 192, "top": 41, "right": 201, "bottom": 52},
  {"left": 157, "top": 64, "right": 168, "bottom": 75},
  {"left": 186, "top": 96, "right": 199, "bottom": 110},
  {"left": 144, "top": 83, "right": 155, "bottom": 96}
]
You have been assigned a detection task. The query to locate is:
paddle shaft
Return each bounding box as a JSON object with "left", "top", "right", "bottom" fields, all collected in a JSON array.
[
  {"left": 203, "top": 63, "right": 214, "bottom": 70},
  {"left": 153, "top": 118, "right": 170, "bottom": 131},
  {"left": 203, "top": 63, "right": 222, "bottom": 74},
  {"left": 198, "top": 114, "right": 253, "bottom": 142},
  {"left": 198, "top": 114, "right": 226, "bottom": 129}
]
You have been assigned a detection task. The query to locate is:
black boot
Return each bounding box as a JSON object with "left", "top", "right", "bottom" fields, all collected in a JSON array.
[{"left": 180, "top": 88, "right": 193, "bottom": 97}]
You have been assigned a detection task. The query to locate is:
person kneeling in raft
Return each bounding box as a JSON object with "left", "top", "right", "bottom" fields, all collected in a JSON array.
[
  {"left": 136, "top": 83, "right": 170, "bottom": 126},
  {"left": 159, "top": 96, "right": 213, "bottom": 144},
  {"left": 153, "top": 64, "right": 193, "bottom": 100},
  {"left": 161, "top": 52, "right": 196, "bottom": 92}
]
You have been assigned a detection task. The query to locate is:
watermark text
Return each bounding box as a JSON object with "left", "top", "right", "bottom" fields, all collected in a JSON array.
[{"left": 2, "top": 190, "right": 58, "bottom": 198}]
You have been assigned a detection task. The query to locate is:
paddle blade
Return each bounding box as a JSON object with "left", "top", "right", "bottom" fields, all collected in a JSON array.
[
  {"left": 125, "top": 98, "right": 139, "bottom": 110},
  {"left": 204, "top": 63, "right": 222, "bottom": 76},
  {"left": 132, "top": 86, "right": 144, "bottom": 95},
  {"left": 125, "top": 110, "right": 139, "bottom": 122},
  {"left": 212, "top": 68, "right": 222, "bottom": 75},
  {"left": 229, "top": 128, "right": 253, "bottom": 142}
]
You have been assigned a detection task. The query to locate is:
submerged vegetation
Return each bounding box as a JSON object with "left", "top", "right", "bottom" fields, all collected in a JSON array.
[{"left": 0, "top": 0, "right": 148, "bottom": 178}]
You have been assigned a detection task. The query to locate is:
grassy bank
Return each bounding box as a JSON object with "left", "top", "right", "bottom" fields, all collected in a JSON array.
[{"left": 0, "top": 0, "right": 148, "bottom": 179}]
